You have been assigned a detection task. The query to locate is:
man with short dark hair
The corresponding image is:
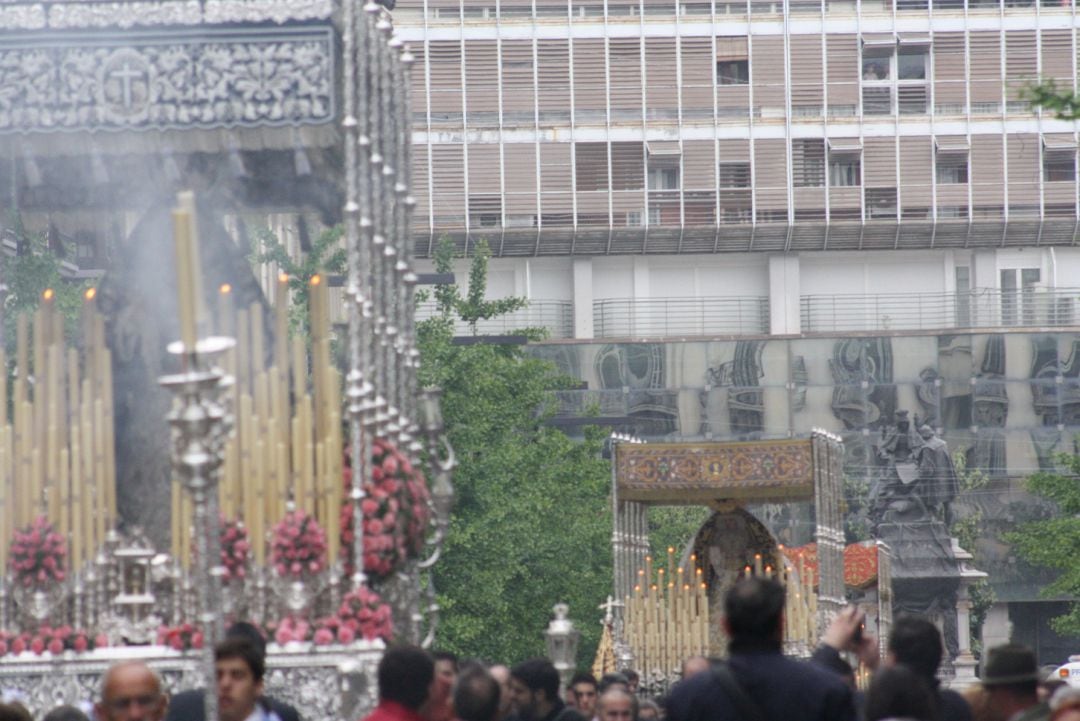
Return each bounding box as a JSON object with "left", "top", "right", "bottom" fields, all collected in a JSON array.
[
  {"left": 568, "top": 673, "right": 597, "bottom": 719},
  {"left": 982, "top": 644, "right": 1048, "bottom": 721},
  {"left": 888, "top": 615, "right": 972, "bottom": 721},
  {"left": 666, "top": 577, "right": 857, "bottom": 721},
  {"left": 215, "top": 638, "right": 268, "bottom": 721},
  {"left": 454, "top": 665, "right": 502, "bottom": 721},
  {"left": 507, "top": 659, "right": 585, "bottom": 721},
  {"left": 165, "top": 622, "right": 301, "bottom": 721},
  {"left": 362, "top": 645, "right": 435, "bottom": 721},
  {"left": 816, "top": 610, "right": 972, "bottom": 721}
]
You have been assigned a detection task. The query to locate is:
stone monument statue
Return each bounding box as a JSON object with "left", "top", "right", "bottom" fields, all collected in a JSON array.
[
  {"left": 869, "top": 411, "right": 959, "bottom": 528},
  {"left": 870, "top": 409, "right": 963, "bottom": 666}
]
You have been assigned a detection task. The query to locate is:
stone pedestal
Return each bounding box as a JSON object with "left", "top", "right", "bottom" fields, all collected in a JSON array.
[{"left": 950, "top": 538, "right": 988, "bottom": 689}]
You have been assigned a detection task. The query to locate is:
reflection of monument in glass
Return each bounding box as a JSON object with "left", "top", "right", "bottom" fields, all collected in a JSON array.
[{"left": 540, "top": 329, "right": 1080, "bottom": 666}]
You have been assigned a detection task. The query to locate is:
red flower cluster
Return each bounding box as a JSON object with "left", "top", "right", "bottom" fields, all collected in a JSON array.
[
  {"left": 271, "top": 511, "right": 327, "bottom": 578},
  {"left": 0, "top": 626, "right": 105, "bottom": 656},
  {"left": 340, "top": 439, "right": 432, "bottom": 579},
  {"left": 156, "top": 623, "right": 205, "bottom": 651},
  {"left": 264, "top": 586, "right": 393, "bottom": 646},
  {"left": 218, "top": 517, "right": 251, "bottom": 582},
  {"left": 9, "top": 516, "right": 67, "bottom": 587},
  {"left": 327, "top": 586, "right": 393, "bottom": 642},
  {"left": 266, "top": 616, "right": 310, "bottom": 645}
]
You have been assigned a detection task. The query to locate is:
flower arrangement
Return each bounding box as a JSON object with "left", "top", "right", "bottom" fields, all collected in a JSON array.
[
  {"left": 156, "top": 623, "right": 204, "bottom": 651},
  {"left": 266, "top": 616, "right": 311, "bottom": 645},
  {"left": 340, "top": 439, "right": 432, "bottom": 579},
  {"left": 328, "top": 586, "right": 393, "bottom": 642},
  {"left": 264, "top": 586, "right": 393, "bottom": 647},
  {"left": 218, "top": 516, "right": 250, "bottom": 582},
  {"left": 9, "top": 516, "right": 67, "bottom": 587},
  {"left": 271, "top": 511, "right": 327, "bottom": 578},
  {"left": 0, "top": 626, "right": 106, "bottom": 656}
]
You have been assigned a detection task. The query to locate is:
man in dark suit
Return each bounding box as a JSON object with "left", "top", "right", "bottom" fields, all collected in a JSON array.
[
  {"left": 665, "top": 576, "right": 857, "bottom": 721},
  {"left": 164, "top": 623, "right": 301, "bottom": 721}
]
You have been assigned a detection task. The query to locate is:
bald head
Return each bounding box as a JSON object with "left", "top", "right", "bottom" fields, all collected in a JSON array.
[
  {"left": 597, "top": 688, "right": 636, "bottom": 721},
  {"left": 681, "top": 655, "right": 710, "bottom": 679},
  {"left": 97, "top": 662, "right": 167, "bottom": 721}
]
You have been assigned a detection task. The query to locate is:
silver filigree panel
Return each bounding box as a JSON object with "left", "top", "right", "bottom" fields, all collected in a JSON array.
[
  {"left": 0, "top": 0, "right": 333, "bottom": 31},
  {"left": 0, "top": 27, "right": 335, "bottom": 133}
]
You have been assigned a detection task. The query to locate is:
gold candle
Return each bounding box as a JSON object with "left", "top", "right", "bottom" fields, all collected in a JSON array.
[
  {"left": 275, "top": 273, "right": 289, "bottom": 371},
  {"left": 172, "top": 209, "right": 198, "bottom": 352},
  {"left": 218, "top": 283, "right": 234, "bottom": 337}
]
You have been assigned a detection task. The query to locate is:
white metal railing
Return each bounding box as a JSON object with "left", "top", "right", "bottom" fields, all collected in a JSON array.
[
  {"left": 593, "top": 297, "right": 770, "bottom": 337},
  {"left": 415, "top": 299, "right": 574, "bottom": 338},
  {"left": 801, "top": 287, "right": 1080, "bottom": 332}
]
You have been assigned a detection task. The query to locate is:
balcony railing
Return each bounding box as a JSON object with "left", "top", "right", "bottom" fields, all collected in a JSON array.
[
  {"left": 593, "top": 297, "right": 770, "bottom": 337},
  {"left": 415, "top": 299, "right": 574, "bottom": 339},
  {"left": 801, "top": 288, "right": 1080, "bottom": 333}
]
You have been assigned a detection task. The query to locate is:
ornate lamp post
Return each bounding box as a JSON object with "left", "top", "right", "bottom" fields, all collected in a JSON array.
[{"left": 545, "top": 603, "right": 580, "bottom": 695}]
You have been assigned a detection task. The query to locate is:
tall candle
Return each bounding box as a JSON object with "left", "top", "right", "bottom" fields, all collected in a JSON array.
[
  {"left": 172, "top": 209, "right": 198, "bottom": 352},
  {"left": 275, "top": 273, "right": 289, "bottom": 371},
  {"left": 218, "top": 283, "right": 234, "bottom": 337},
  {"left": 177, "top": 191, "right": 205, "bottom": 340}
]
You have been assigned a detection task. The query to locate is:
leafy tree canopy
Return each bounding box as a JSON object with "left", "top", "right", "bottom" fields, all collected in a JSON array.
[
  {"left": 1005, "top": 452, "right": 1080, "bottom": 635},
  {"left": 418, "top": 238, "right": 612, "bottom": 666}
]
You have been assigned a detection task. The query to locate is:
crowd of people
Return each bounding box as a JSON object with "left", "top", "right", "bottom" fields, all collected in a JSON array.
[{"left": 0, "top": 577, "right": 1073, "bottom": 721}]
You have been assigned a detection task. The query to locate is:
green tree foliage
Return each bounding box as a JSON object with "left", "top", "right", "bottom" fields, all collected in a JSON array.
[
  {"left": 1005, "top": 452, "right": 1080, "bottom": 635},
  {"left": 2, "top": 214, "right": 90, "bottom": 347},
  {"left": 950, "top": 452, "right": 995, "bottom": 658},
  {"left": 250, "top": 224, "right": 345, "bottom": 336},
  {"left": 418, "top": 238, "right": 612, "bottom": 666},
  {"left": 428, "top": 238, "right": 527, "bottom": 333},
  {"left": 648, "top": 507, "right": 710, "bottom": 560},
  {"left": 1026, "top": 80, "right": 1080, "bottom": 119}
]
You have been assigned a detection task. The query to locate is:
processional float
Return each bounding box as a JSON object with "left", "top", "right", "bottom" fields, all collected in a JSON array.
[
  {"left": 0, "top": 0, "right": 446, "bottom": 717},
  {"left": 603, "top": 432, "right": 894, "bottom": 693}
]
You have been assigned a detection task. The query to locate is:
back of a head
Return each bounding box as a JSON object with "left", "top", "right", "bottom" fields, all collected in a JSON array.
[
  {"left": 865, "top": 665, "right": 940, "bottom": 721},
  {"left": 43, "top": 706, "right": 91, "bottom": 721},
  {"left": 379, "top": 645, "right": 436, "bottom": 710},
  {"left": 454, "top": 666, "right": 502, "bottom": 721},
  {"left": 724, "top": 577, "right": 785, "bottom": 644},
  {"left": 0, "top": 704, "right": 33, "bottom": 721},
  {"left": 888, "top": 616, "right": 943, "bottom": 681},
  {"left": 511, "top": 659, "right": 560, "bottom": 703}
]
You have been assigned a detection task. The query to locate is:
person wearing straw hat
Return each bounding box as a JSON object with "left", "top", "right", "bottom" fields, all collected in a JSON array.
[{"left": 982, "top": 644, "right": 1049, "bottom": 721}]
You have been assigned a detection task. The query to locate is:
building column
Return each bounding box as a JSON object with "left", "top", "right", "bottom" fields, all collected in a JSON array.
[
  {"left": 572, "top": 257, "right": 594, "bottom": 339},
  {"left": 768, "top": 254, "right": 801, "bottom": 335}
]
